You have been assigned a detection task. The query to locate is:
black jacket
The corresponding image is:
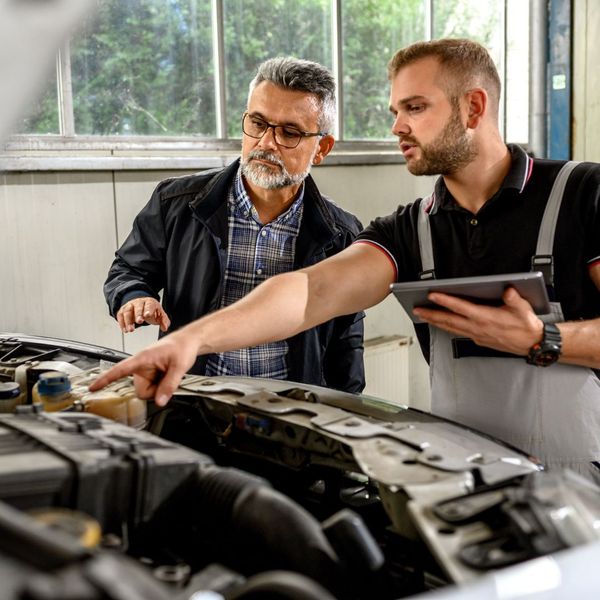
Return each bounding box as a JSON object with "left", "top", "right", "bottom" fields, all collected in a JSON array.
[{"left": 104, "top": 159, "right": 365, "bottom": 393}]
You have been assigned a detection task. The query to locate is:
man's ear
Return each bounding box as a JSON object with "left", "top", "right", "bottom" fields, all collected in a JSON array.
[
  {"left": 465, "top": 88, "right": 487, "bottom": 129},
  {"left": 313, "top": 134, "right": 335, "bottom": 165}
]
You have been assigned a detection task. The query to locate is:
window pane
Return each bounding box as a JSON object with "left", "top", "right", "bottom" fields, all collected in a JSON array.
[
  {"left": 433, "top": 0, "right": 503, "bottom": 60},
  {"left": 223, "top": 0, "right": 331, "bottom": 139},
  {"left": 70, "top": 0, "right": 215, "bottom": 136},
  {"left": 342, "top": 0, "right": 425, "bottom": 141},
  {"left": 12, "top": 0, "right": 528, "bottom": 149},
  {"left": 433, "top": 0, "right": 505, "bottom": 134},
  {"left": 505, "top": 0, "right": 529, "bottom": 143},
  {"left": 18, "top": 74, "right": 60, "bottom": 135}
]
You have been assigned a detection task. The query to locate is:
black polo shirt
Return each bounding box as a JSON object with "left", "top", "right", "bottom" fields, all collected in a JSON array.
[{"left": 356, "top": 144, "right": 600, "bottom": 357}]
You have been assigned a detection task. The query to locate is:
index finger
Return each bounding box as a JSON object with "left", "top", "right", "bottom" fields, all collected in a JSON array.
[
  {"left": 117, "top": 304, "right": 136, "bottom": 333},
  {"left": 89, "top": 356, "right": 139, "bottom": 391}
]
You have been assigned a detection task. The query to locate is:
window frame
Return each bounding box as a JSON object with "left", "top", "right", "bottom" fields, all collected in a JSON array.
[{"left": 2, "top": 0, "right": 529, "bottom": 171}]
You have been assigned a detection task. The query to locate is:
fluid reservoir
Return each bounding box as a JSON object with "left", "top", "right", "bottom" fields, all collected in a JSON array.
[
  {"left": 80, "top": 389, "right": 147, "bottom": 429},
  {"left": 0, "top": 381, "right": 25, "bottom": 413},
  {"left": 32, "top": 372, "right": 76, "bottom": 412}
]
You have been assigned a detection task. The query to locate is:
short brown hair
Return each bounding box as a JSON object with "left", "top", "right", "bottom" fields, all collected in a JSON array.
[{"left": 388, "top": 39, "right": 501, "bottom": 113}]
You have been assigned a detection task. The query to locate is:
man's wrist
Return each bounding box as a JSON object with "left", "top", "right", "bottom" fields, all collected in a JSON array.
[{"left": 526, "top": 322, "right": 562, "bottom": 367}]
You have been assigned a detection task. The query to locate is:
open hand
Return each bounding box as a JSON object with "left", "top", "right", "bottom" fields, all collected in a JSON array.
[{"left": 413, "top": 286, "right": 544, "bottom": 355}]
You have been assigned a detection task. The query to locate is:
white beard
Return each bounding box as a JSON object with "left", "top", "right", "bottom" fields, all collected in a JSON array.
[{"left": 241, "top": 150, "right": 313, "bottom": 190}]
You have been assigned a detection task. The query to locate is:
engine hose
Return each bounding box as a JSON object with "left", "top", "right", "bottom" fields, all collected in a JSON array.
[{"left": 225, "top": 569, "right": 338, "bottom": 600}]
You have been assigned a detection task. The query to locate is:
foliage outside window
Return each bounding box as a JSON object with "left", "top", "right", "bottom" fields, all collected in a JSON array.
[{"left": 17, "top": 0, "right": 529, "bottom": 145}]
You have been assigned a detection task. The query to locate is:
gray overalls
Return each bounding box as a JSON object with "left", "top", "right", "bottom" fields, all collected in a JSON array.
[{"left": 417, "top": 162, "right": 600, "bottom": 482}]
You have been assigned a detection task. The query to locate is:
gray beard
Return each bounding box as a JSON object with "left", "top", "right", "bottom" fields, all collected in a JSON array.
[{"left": 241, "top": 150, "right": 312, "bottom": 189}]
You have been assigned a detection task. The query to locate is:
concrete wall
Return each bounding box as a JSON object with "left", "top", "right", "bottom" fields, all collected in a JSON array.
[{"left": 0, "top": 161, "right": 434, "bottom": 409}]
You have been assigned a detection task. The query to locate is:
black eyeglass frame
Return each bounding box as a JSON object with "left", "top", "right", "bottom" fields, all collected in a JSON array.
[{"left": 241, "top": 112, "right": 326, "bottom": 149}]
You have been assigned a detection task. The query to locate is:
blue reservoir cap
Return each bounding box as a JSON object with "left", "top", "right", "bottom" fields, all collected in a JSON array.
[
  {"left": 37, "top": 372, "right": 72, "bottom": 395},
  {"left": 0, "top": 382, "right": 20, "bottom": 399}
]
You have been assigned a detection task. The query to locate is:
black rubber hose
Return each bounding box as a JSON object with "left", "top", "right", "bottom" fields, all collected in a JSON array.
[
  {"left": 192, "top": 466, "right": 343, "bottom": 592},
  {"left": 225, "top": 569, "right": 339, "bottom": 600}
]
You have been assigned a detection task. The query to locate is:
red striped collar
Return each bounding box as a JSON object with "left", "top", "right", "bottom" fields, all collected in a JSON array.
[{"left": 519, "top": 153, "right": 534, "bottom": 193}]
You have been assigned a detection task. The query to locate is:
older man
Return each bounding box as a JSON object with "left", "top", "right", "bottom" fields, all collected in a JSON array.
[{"left": 103, "top": 57, "right": 365, "bottom": 393}]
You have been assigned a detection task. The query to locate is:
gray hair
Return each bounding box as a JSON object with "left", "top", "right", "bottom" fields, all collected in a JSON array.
[{"left": 248, "top": 57, "right": 336, "bottom": 134}]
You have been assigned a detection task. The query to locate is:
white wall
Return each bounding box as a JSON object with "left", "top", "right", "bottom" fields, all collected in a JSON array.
[
  {"left": 0, "top": 171, "right": 119, "bottom": 347},
  {"left": 0, "top": 161, "right": 433, "bottom": 408},
  {"left": 573, "top": 0, "right": 600, "bottom": 162}
]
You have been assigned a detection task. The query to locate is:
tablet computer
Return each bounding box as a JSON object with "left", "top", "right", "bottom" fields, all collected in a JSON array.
[{"left": 390, "top": 271, "right": 551, "bottom": 323}]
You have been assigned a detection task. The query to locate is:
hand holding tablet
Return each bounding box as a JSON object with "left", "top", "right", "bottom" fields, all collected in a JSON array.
[{"left": 390, "top": 272, "right": 551, "bottom": 323}]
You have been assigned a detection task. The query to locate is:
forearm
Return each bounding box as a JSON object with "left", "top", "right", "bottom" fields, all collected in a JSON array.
[
  {"left": 177, "top": 245, "right": 393, "bottom": 358},
  {"left": 104, "top": 257, "right": 161, "bottom": 316},
  {"left": 558, "top": 317, "right": 600, "bottom": 369},
  {"left": 203, "top": 272, "right": 309, "bottom": 350}
]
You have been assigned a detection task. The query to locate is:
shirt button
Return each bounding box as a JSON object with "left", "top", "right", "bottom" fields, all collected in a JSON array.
[
  {"left": 469, "top": 218, "right": 478, "bottom": 226},
  {"left": 256, "top": 268, "right": 263, "bottom": 275},
  {"left": 261, "top": 230, "right": 267, "bottom": 237}
]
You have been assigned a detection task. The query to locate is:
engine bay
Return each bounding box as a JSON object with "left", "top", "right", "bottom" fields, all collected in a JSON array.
[{"left": 1, "top": 332, "right": 599, "bottom": 600}]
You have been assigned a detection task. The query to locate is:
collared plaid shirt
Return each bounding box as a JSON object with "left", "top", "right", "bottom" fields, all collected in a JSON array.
[{"left": 205, "top": 167, "right": 304, "bottom": 379}]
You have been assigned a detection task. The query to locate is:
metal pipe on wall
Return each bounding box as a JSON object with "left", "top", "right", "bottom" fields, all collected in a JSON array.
[{"left": 529, "top": 0, "right": 548, "bottom": 158}]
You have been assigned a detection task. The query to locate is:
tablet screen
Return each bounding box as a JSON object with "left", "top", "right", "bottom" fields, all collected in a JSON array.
[{"left": 390, "top": 272, "right": 551, "bottom": 323}]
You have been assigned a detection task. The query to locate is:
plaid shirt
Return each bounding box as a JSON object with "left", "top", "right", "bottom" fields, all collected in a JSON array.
[{"left": 205, "top": 168, "right": 304, "bottom": 378}]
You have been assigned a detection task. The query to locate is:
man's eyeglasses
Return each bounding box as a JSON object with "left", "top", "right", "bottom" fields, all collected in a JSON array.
[{"left": 242, "top": 112, "right": 325, "bottom": 149}]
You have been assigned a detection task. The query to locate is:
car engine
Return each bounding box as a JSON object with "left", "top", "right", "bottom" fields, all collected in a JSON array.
[{"left": 1, "top": 332, "right": 599, "bottom": 600}]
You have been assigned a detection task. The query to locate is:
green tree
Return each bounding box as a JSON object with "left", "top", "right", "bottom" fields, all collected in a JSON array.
[
  {"left": 71, "top": 0, "right": 215, "bottom": 136},
  {"left": 223, "top": 0, "right": 331, "bottom": 138},
  {"left": 342, "top": 0, "right": 424, "bottom": 140},
  {"left": 19, "top": 81, "right": 60, "bottom": 135},
  {"left": 17, "top": 0, "right": 503, "bottom": 140}
]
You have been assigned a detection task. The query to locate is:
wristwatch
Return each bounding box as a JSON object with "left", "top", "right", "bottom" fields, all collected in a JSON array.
[{"left": 526, "top": 322, "right": 562, "bottom": 367}]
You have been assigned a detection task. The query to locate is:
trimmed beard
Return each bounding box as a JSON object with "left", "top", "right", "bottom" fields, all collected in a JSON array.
[
  {"left": 405, "top": 104, "right": 477, "bottom": 176},
  {"left": 241, "top": 149, "right": 314, "bottom": 190}
]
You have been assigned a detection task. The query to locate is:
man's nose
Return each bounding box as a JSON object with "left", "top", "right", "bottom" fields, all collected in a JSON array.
[
  {"left": 391, "top": 113, "right": 410, "bottom": 137},
  {"left": 258, "top": 125, "right": 279, "bottom": 149}
]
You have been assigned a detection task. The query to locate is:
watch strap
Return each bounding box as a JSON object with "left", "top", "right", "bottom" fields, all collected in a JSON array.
[{"left": 526, "top": 322, "right": 562, "bottom": 367}]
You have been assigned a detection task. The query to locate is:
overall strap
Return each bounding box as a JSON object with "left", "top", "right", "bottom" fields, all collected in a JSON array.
[
  {"left": 532, "top": 160, "right": 580, "bottom": 287},
  {"left": 418, "top": 162, "right": 580, "bottom": 285},
  {"left": 417, "top": 194, "right": 435, "bottom": 280}
]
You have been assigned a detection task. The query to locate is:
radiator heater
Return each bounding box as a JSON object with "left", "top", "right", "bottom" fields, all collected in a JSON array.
[{"left": 362, "top": 335, "right": 411, "bottom": 407}]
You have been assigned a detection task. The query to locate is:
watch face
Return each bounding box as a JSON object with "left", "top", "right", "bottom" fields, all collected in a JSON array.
[
  {"left": 535, "top": 350, "right": 560, "bottom": 366},
  {"left": 527, "top": 342, "right": 561, "bottom": 367}
]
